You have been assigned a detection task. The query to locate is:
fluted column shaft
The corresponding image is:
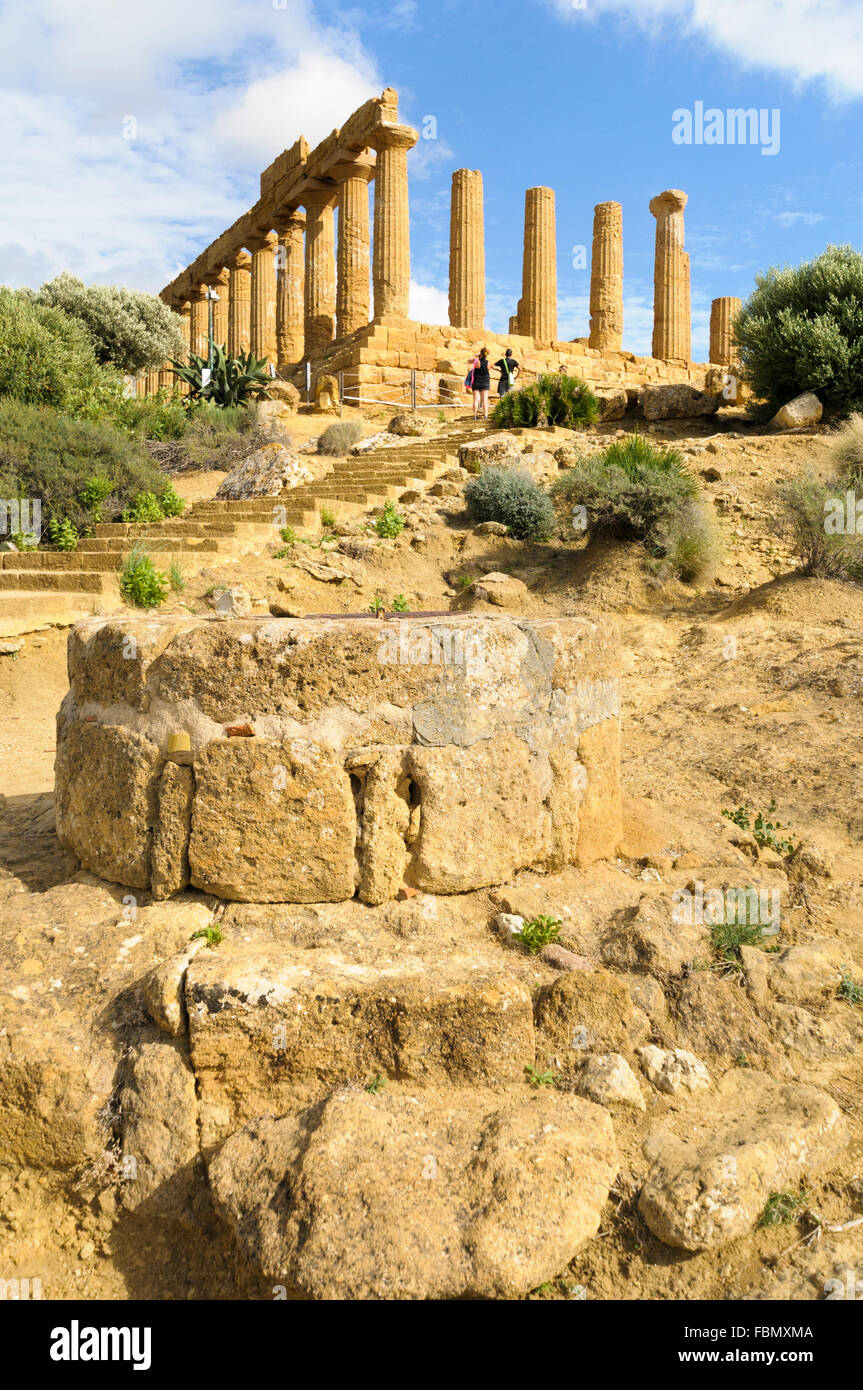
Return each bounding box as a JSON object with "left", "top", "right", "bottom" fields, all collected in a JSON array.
[
  {"left": 189, "top": 286, "right": 209, "bottom": 360},
  {"left": 226, "top": 251, "right": 251, "bottom": 357},
  {"left": 709, "top": 296, "right": 741, "bottom": 366},
  {"left": 370, "top": 123, "right": 418, "bottom": 319},
  {"left": 448, "top": 168, "right": 485, "bottom": 329},
  {"left": 519, "top": 186, "right": 557, "bottom": 342},
  {"left": 204, "top": 268, "right": 230, "bottom": 349},
  {"left": 650, "top": 189, "right": 691, "bottom": 362},
  {"left": 589, "top": 201, "right": 623, "bottom": 351},
  {"left": 302, "top": 192, "right": 336, "bottom": 358},
  {"left": 276, "top": 211, "right": 306, "bottom": 369},
  {"left": 334, "top": 167, "right": 372, "bottom": 338},
  {"left": 248, "top": 232, "right": 278, "bottom": 364}
]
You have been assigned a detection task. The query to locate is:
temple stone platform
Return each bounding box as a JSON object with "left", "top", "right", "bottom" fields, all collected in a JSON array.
[{"left": 54, "top": 614, "right": 622, "bottom": 903}]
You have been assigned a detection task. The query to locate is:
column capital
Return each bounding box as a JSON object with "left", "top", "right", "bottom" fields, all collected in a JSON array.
[
  {"left": 203, "top": 266, "right": 230, "bottom": 289},
  {"left": 331, "top": 157, "right": 375, "bottom": 185},
  {"left": 650, "top": 189, "right": 688, "bottom": 218},
  {"left": 246, "top": 231, "right": 278, "bottom": 253},
  {"left": 188, "top": 282, "right": 210, "bottom": 302},
  {"left": 225, "top": 248, "right": 251, "bottom": 272},
  {"left": 274, "top": 208, "right": 306, "bottom": 236},
  {"left": 370, "top": 122, "right": 418, "bottom": 154},
  {"left": 302, "top": 186, "right": 338, "bottom": 212}
]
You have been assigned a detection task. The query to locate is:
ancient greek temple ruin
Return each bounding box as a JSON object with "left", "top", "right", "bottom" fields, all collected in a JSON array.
[{"left": 149, "top": 88, "right": 740, "bottom": 403}]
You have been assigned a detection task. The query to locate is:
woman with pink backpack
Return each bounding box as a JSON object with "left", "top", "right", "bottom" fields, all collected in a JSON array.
[{"left": 464, "top": 347, "right": 491, "bottom": 420}]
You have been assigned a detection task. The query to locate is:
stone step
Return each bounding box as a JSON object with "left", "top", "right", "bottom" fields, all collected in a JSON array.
[
  {"left": 0, "top": 570, "right": 110, "bottom": 592},
  {"left": 0, "top": 592, "right": 115, "bottom": 638},
  {"left": 91, "top": 521, "right": 246, "bottom": 539},
  {"left": 1, "top": 542, "right": 220, "bottom": 571}
]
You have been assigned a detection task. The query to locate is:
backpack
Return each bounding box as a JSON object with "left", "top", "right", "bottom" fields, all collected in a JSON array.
[{"left": 464, "top": 359, "right": 478, "bottom": 393}]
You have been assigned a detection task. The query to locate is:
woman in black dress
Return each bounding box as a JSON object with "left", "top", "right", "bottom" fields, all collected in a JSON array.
[{"left": 468, "top": 347, "right": 491, "bottom": 419}]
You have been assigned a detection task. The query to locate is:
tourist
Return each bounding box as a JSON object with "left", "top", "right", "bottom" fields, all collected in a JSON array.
[
  {"left": 468, "top": 347, "right": 491, "bottom": 419},
  {"left": 494, "top": 347, "right": 520, "bottom": 397}
]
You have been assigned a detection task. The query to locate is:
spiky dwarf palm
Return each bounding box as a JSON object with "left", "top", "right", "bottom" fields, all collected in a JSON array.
[{"left": 171, "top": 344, "right": 272, "bottom": 407}]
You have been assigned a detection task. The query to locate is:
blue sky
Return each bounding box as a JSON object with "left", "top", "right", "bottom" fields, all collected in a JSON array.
[{"left": 1, "top": 0, "right": 861, "bottom": 360}]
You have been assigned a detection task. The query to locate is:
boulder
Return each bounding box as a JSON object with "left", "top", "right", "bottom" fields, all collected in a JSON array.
[
  {"left": 766, "top": 940, "right": 845, "bottom": 1007},
  {"left": 292, "top": 552, "right": 365, "bottom": 587},
  {"left": 637, "top": 1044, "right": 710, "bottom": 1094},
  {"left": 254, "top": 400, "right": 293, "bottom": 439},
  {"left": 267, "top": 380, "right": 300, "bottom": 412},
  {"left": 534, "top": 966, "right": 649, "bottom": 1065},
  {"left": 577, "top": 1053, "right": 645, "bottom": 1111},
  {"left": 215, "top": 442, "right": 312, "bottom": 499},
  {"left": 213, "top": 586, "right": 252, "bottom": 617},
  {"left": 118, "top": 1037, "right": 199, "bottom": 1214},
  {"left": 600, "top": 894, "right": 710, "bottom": 977},
  {"left": 595, "top": 388, "right": 627, "bottom": 422},
  {"left": 641, "top": 385, "right": 721, "bottom": 421},
  {"left": 473, "top": 521, "right": 508, "bottom": 537},
  {"left": 639, "top": 1070, "right": 848, "bottom": 1250},
  {"left": 209, "top": 1086, "right": 618, "bottom": 1299},
  {"left": 469, "top": 572, "right": 529, "bottom": 608},
  {"left": 143, "top": 940, "right": 206, "bottom": 1036},
  {"left": 458, "top": 435, "right": 520, "bottom": 473},
  {"left": 769, "top": 392, "right": 822, "bottom": 430},
  {"left": 388, "top": 413, "right": 436, "bottom": 437}
]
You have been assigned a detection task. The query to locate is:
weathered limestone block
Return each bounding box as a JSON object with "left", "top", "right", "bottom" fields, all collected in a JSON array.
[
  {"left": 589, "top": 202, "right": 623, "bottom": 352},
  {"left": 769, "top": 391, "right": 823, "bottom": 430},
  {"left": 639, "top": 1071, "right": 848, "bottom": 1250},
  {"left": 208, "top": 1087, "right": 618, "bottom": 1299},
  {"left": 649, "top": 190, "right": 691, "bottom": 362},
  {"left": 189, "top": 739, "right": 356, "bottom": 902},
  {"left": 215, "top": 442, "right": 312, "bottom": 498},
  {"left": 119, "top": 1037, "right": 199, "bottom": 1215},
  {"left": 54, "top": 721, "right": 160, "bottom": 888},
  {"left": 641, "top": 383, "right": 719, "bottom": 420},
  {"left": 709, "top": 296, "right": 741, "bottom": 366},
  {"left": 151, "top": 763, "right": 194, "bottom": 900},
  {"left": 449, "top": 168, "right": 485, "bottom": 329},
  {"left": 186, "top": 942, "right": 535, "bottom": 1143},
  {"left": 54, "top": 615, "right": 622, "bottom": 901}
]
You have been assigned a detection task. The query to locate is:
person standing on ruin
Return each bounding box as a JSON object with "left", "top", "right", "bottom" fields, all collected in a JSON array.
[
  {"left": 494, "top": 347, "right": 520, "bottom": 397},
  {"left": 469, "top": 347, "right": 491, "bottom": 419}
]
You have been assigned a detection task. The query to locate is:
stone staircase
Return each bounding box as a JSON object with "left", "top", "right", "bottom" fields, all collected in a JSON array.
[{"left": 0, "top": 418, "right": 491, "bottom": 636}]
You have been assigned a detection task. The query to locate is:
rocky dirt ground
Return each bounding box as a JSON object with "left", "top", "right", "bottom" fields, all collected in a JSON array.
[{"left": 0, "top": 408, "right": 861, "bottom": 1300}]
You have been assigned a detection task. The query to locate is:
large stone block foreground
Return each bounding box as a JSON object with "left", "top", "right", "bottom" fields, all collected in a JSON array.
[{"left": 55, "top": 614, "right": 622, "bottom": 902}]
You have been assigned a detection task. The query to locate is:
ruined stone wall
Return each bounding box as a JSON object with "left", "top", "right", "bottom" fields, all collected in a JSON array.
[{"left": 54, "top": 615, "right": 622, "bottom": 904}]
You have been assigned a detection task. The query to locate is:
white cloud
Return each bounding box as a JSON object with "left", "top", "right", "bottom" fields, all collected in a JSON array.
[
  {"left": 775, "top": 210, "right": 825, "bottom": 226},
  {"left": 0, "top": 0, "right": 383, "bottom": 293},
  {"left": 410, "top": 279, "right": 449, "bottom": 324},
  {"left": 545, "top": 0, "right": 863, "bottom": 101}
]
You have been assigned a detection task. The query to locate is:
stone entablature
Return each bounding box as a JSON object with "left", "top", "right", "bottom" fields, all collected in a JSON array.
[{"left": 54, "top": 615, "right": 622, "bottom": 904}]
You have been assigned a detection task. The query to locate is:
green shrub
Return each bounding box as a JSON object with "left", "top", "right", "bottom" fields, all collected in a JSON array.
[
  {"left": 722, "top": 801, "right": 799, "bottom": 855},
  {"left": 0, "top": 399, "right": 163, "bottom": 532},
  {"left": 108, "top": 391, "right": 189, "bottom": 440},
  {"left": 36, "top": 273, "right": 184, "bottom": 375},
  {"left": 318, "top": 420, "right": 363, "bottom": 456},
  {"left": 160, "top": 480, "right": 185, "bottom": 517},
  {"left": 168, "top": 557, "right": 185, "bottom": 593},
  {"left": 0, "top": 287, "right": 111, "bottom": 414},
  {"left": 177, "top": 401, "right": 257, "bottom": 469},
  {"left": 391, "top": 593, "right": 409, "bottom": 611},
  {"left": 514, "top": 915, "right": 563, "bottom": 954},
  {"left": 79, "top": 474, "right": 115, "bottom": 523},
  {"left": 374, "top": 500, "right": 405, "bottom": 538},
  {"left": 122, "top": 491, "right": 164, "bottom": 523},
  {"left": 46, "top": 517, "right": 79, "bottom": 551},
  {"left": 758, "top": 1190, "right": 809, "bottom": 1228},
  {"left": 172, "top": 345, "right": 270, "bottom": 408},
  {"left": 320, "top": 504, "right": 336, "bottom": 528},
  {"left": 823, "top": 412, "right": 863, "bottom": 489},
  {"left": 492, "top": 373, "right": 598, "bottom": 430},
  {"left": 279, "top": 525, "right": 297, "bottom": 545},
  {"left": 775, "top": 471, "right": 863, "bottom": 579},
  {"left": 735, "top": 245, "right": 863, "bottom": 419},
  {"left": 119, "top": 544, "right": 168, "bottom": 608},
  {"left": 465, "top": 467, "right": 555, "bottom": 541}
]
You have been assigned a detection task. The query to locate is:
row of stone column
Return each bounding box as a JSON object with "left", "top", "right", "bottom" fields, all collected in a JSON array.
[
  {"left": 167, "top": 121, "right": 417, "bottom": 377},
  {"left": 447, "top": 174, "right": 740, "bottom": 366}
]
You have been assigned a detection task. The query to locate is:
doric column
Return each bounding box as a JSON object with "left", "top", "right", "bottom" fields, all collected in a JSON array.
[
  {"left": 302, "top": 190, "right": 336, "bottom": 359},
  {"left": 145, "top": 370, "right": 159, "bottom": 395},
  {"left": 589, "top": 201, "right": 623, "bottom": 352},
  {"left": 175, "top": 303, "right": 191, "bottom": 393},
  {"left": 226, "top": 250, "right": 251, "bottom": 357},
  {"left": 369, "top": 123, "right": 418, "bottom": 320},
  {"left": 333, "top": 163, "right": 372, "bottom": 339},
  {"left": 448, "top": 168, "right": 485, "bottom": 329},
  {"left": 709, "top": 296, "right": 741, "bottom": 366},
  {"left": 649, "top": 189, "right": 691, "bottom": 363},
  {"left": 204, "top": 267, "right": 230, "bottom": 350},
  {"left": 519, "top": 186, "right": 557, "bottom": 342},
  {"left": 188, "top": 285, "right": 209, "bottom": 360},
  {"left": 158, "top": 364, "right": 174, "bottom": 391},
  {"left": 248, "top": 232, "right": 278, "bottom": 365},
  {"left": 275, "top": 211, "right": 306, "bottom": 369}
]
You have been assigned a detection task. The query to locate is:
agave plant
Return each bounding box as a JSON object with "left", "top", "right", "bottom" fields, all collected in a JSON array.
[{"left": 171, "top": 345, "right": 272, "bottom": 407}]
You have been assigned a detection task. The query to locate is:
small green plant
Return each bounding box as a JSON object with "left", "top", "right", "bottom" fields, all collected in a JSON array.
[
  {"left": 317, "top": 420, "right": 363, "bottom": 456},
  {"left": 365, "top": 1073, "right": 386, "bottom": 1094},
  {"left": 168, "top": 557, "right": 185, "bottom": 593},
  {"left": 465, "top": 466, "right": 555, "bottom": 541},
  {"left": 191, "top": 922, "right": 223, "bottom": 949},
  {"left": 8, "top": 530, "right": 38, "bottom": 550},
  {"left": 368, "top": 594, "right": 386, "bottom": 615},
  {"left": 279, "top": 525, "right": 297, "bottom": 545},
  {"left": 79, "top": 473, "right": 114, "bottom": 523},
  {"left": 758, "top": 1189, "right": 809, "bottom": 1228},
  {"left": 374, "top": 499, "right": 405, "bottom": 538},
  {"left": 515, "top": 914, "right": 563, "bottom": 954},
  {"left": 272, "top": 546, "right": 292, "bottom": 558},
  {"left": 437, "top": 410, "right": 446, "bottom": 423},
  {"left": 391, "top": 593, "right": 409, "bottom": 612},
  {"left": 710, "top": 918, "right": 765, "bottom": 972},
  {"left": 722, "top": 801, "right": 799, "bottom": 855},
  {"left": 455, "top": 573, "right": 474, "bottom": 589},
  {"left": 118, "top": 543, "right": 168, "bottom": 608},
  {"left": 524, "top": 1064, "right": 557, "bottom": 1088},
  {"left": 837, "top": 966, "right": 863, "bottom": 1006},
  {"left": 160, "top": 479, "right": 185, "bottom": 517},
  {"left": 46, "top": 517, "right": 79, "bottom": 551},
  {"left": 320, "top": 504, "right": 336, "bottom": 528},
  {"left": 122, "top": 490, "right": 164, "bottom": 524},
  {"left": 734, "top": 1051, "right": 750, "bottom": 1068}
]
